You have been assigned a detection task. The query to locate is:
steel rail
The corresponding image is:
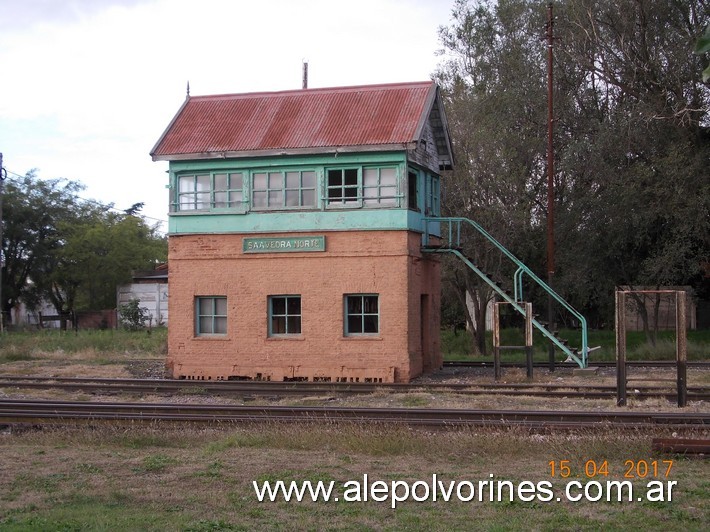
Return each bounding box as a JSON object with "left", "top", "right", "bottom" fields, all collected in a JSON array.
[
  {"left": 0, "top": 399, "right": 707, "bottom": 429},
  {"left": 443, "top": 360, "right": 710, "bottom": 369},
  {"left": 1, "top": 376, "right": 708, "bottom": 401}
]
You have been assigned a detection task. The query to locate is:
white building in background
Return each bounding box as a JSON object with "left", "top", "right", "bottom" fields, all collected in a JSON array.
[{"left": 116, "top": 264, "right": 169, "bottom": 327}]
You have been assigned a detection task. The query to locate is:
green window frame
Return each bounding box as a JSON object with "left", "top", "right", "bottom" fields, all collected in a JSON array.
[
  {"left": 344, "top": 294, "right": 379, "bottom": 335},
  {"left": 363, "top": 167, "right": 398, "bottom": 206},
  {"left": 252, "top": 170, "right": 316, "bottom": 209},
  {"left": 326, "top": 168, "right": 360, "bottom": 206},
  {"left": 269, "top": 295, "right": 302, "bottom": 336},
  {"left": 196, "top": 296, "right": 227, "bottom": 335},
  {"left": 425, "top": 174, "right": 440, "bottom": 216},
  {"left": 407, "top": 169, "right": 420, "bottom": 211},
  {"left": 177, "top": 172, "right": 245, "bottom": 211}
]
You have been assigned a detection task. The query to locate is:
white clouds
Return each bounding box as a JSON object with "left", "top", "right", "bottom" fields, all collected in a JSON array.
[{"left": 0, "top": 0, "right": 453, "bottom": 230}]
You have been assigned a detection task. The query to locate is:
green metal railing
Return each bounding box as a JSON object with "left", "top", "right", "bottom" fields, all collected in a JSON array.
[{"left": 423, "top": 217, "right": 588, "bottom": 368}]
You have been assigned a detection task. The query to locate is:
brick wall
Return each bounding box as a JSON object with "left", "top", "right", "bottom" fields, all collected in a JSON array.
[{"left": 167, "top": 230, "right": 441, "bottom": 383}]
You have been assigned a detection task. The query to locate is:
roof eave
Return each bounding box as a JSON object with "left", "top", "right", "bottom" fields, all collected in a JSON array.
[{"left": 151, "top": 143, "right": 416, "bottom": 162}]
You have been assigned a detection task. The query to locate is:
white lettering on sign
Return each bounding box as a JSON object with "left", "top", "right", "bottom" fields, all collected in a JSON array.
[{"left": 243, "top": 237, "right": 325, "bottom": 253}]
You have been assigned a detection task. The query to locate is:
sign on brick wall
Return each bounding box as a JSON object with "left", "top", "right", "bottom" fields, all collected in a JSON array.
[{"left": 243, "top": 236, "right": 326, "bottom": 253}]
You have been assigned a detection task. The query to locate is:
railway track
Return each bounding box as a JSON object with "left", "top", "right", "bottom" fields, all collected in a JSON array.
[
  {"left": 1, "top": 375, "right": 708, "bottom": 401},
  {"left": 443, "top": 360, "right": 710, "bottom": 369},
  {"left": 0, "top": 399, "right": 707, "bottom": 429}
]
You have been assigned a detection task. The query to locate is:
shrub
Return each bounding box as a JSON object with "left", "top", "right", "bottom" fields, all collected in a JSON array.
[{"left": 118, "top": 298, "right": 149, "bottom": 331}]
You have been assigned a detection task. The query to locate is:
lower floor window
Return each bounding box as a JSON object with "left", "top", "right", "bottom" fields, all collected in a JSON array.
[
  {"left": 269, "top": 295, "right": 302, "bottom": 335},
  {"left": 196, "top": 296, "right": 227, "bottom": 335},
  {"left": 344, "top": 294, "right": 379, "bottom": 335}
]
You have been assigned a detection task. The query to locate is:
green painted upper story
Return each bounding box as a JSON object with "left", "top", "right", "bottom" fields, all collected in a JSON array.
[
  {"left": 152, "top": 82, "right": 453, "bottom": 235},
  {"left": 166, "top": 151, "right": 440, "bottom": 234}
]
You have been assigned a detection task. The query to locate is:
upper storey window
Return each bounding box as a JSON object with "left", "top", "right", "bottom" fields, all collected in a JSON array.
[
  {"left": 253, "top": 170, "right": 317, "bottom": 209},
  {"left": 178, "top": 173, "right": 244, "bottom": 211},
  {"left": 326, "top": 166, "right": 399, "bottom": 207},
  {"left": 326, "top": 168, "right": 359, "bottom": 205},
  {"left": 174, "top": 165, "right": 406, "bottom": 212}
]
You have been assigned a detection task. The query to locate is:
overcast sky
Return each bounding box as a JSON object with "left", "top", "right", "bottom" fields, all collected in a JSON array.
[{"left": 0, "top": 0, "right": 455, "bottom": 232}]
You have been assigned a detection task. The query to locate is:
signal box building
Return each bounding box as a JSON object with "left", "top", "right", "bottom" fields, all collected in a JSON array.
[{"left": 151, "top": 81, "right": 453, "bottom": 383}]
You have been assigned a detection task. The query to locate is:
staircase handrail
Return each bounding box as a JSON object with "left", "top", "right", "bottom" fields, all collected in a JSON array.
[{"left": 423, "top": 217, "right": 588, "bottom": 367}]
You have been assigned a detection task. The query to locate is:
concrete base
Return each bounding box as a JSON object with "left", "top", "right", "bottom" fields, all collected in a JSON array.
[{"left": 573, "top": 366, "right": 600, "bottom": 377}]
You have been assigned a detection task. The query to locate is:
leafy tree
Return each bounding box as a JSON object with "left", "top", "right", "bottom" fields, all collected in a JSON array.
[
  {"left": 2, "top": 171, "right": 167, "bottom": 326},
  {"left": 35, "top": 208, "right": 167, "bottom": 313},
  {"left": 434, "top": 0, "right": 709, "bottom": 347},
  {"left": 1, "top": 171, "right": 83, "bottom": 325},
  {"left": 435, "top": 0, "right": 549, "bottom": 353}
]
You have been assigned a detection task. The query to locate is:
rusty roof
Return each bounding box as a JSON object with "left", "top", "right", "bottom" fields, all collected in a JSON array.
[{"left": 151, "top": 81, "right": 445, "bottom": 160}]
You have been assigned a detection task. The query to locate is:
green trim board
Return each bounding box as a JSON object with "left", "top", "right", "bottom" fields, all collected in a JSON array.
[
  {"left": 169, "top": 209, "right": 424, "bottom": 234},
  {"left": 243, "top": 236, "right": 325, "bottom": 253}
]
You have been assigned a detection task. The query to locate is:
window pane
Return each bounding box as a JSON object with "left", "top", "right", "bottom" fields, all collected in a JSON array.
[
  {"left": 285, "top": 190, "right": 299, "bottom": 206},
  {"left": 253, "top": 191, "right": 266, "bottom": 208},
  {"left": 268, "top": 190, "right": 283, "bottom": 206},
  {"left": 381, "top": 168, "right": 396, "bottom": 185},
  {"left": 214, "top": 192, "right": 227, "bottom": 207},
  {"left": 214, "top": 298, "right": 227, "bottom": 315},
  {"left": 363, "top": 168, "right": 377, "bottom": 185},
  {"left": 214, "top": 317, "right": 227, "bottom": 334},
  {"left": 344, "top": 169, "right": 358, "bottom": 186},
  {"left": 348, "top": 316, "right": 362, "bottom": 334},
  {"left": 179, "top": 176, "right": 194, "bottom": 192},
  {"left": 196, "top": 175, "right": 210, "bottom": 191},
  {"left": 302, "top": 171, "right": 316, "bottom": 187},
  {"left": 347, "top": 296, "right": 362, "bottom": 314},
  {"left": 195, "top": 192, "right": 209, "bottom": 209},
  {"left": 198, "top": 298, "right": 212, "bottom": 314},
  {"left": 344, "top": 186, "right": 357, "bottom": 200},
  {"left": 271, "top": 297, "right": 286, "bottom": 315},
  {"left": 253, "top": 173, "right": 267, "bottom": 190},
  {"left": 180, "top": 194, "right": 195, "bottom": 210},
  {"left": 287, "top": 316, "right": 301, "bottom": 334},
  {"left": 231, "top": 191, "right": 243, "bottom": 204},
  {"left": 272, "top": 316, "right": 286, "bottom": 334},
  {"left": 302, "top": 189, "right": 316, "bottom": 206},
  {"left": 363, "top": 296, "right": 378, "bottom": 313},
  {"left": 328, "top": 169, "right": 342, "bottom": 187},
  {"left": 286, "top": 172, "right": 300, "bottom": 188},
  {"left": 199, "top": 317, "right": 213, "bottom": 333},
  {"left": 214, "top": 174, "right": 227, "bottom": 191},
  {"left": 363, "top": 315, "right": 379, "bottom": 333},
  {"left": 287, "top": 297, "right": 301, "bottom": 314},
  {"left": 230, "top": 173, "right": 243, "bottom": 189},
  {"left": 268, "top": 172, "right": 283, "bottom": 189},
  {"left": 381, "top": 187, "right": 396, "bottom": 204}
]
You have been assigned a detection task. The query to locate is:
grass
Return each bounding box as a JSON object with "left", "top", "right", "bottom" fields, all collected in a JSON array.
[
  {"left": 0, "top": 327, "right": 167, "bottom": 364},
  {"left": 442, "top": 328, "right": 710, "bottom": 363},
  {"left": 0, "top": 424, "right": 707, "bottom": 530}
]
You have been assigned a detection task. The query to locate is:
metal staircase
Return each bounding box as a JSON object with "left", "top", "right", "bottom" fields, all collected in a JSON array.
[{"left": 422, "top": 217, "right": 589, "bottom": 368}]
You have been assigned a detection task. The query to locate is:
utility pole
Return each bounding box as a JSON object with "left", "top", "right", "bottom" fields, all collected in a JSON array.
[{"left": 546, "top": 2, "right": 555, "bottom": 371}]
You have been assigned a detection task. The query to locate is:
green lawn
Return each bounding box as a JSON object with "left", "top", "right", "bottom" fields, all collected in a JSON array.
[
  {"left": 441, "top": 328, "right": 710, "bottom": 363},
  {"left": 0, "top": 424, "right": 707, "bottom": 531}
]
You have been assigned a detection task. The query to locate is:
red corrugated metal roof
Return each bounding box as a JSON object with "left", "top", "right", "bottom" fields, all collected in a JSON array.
[{"left": 151, "top": 81, "right": 437, "bottom": 160}]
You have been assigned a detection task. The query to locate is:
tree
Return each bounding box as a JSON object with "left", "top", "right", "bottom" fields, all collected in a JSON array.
[
  {"left": 34, "top": 208, "right": 167, "bottom": 314},
  {"left": 1, "top": 171, "right": 84, "bottom": 325},
  {"left": 2, "top": 171, "right": 167, "bottom": 326},
  {"left": 434, "top": 0, "right": 709, "bottom": 345},
  {"left": 435, "top": 0, "right": 549, "bottom": 354}
]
